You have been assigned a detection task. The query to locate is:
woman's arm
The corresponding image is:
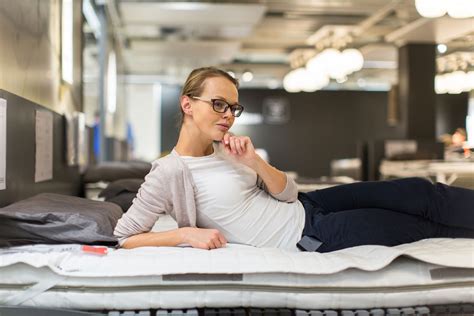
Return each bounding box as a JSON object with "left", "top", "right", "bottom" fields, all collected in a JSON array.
[
  {"left": 115, "top": 161, "right": 227, "bottom": 249},
  {"left": 221, "top": 133, "right": 288, "bottom": 195},
  {"left": 251, "top": 155, "right": 287, "bottom": 195},
  {"left": 122, "top": 227, "right": 227, "bottom": 249}
]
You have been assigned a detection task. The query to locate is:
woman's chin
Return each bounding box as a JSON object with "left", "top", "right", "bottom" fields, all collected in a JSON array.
[{"left": 212, "top": 134, "right": 225, "bottom": 142}]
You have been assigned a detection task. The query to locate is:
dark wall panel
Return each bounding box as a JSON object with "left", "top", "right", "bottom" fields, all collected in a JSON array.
[
  {"left": 233, "top": 90, "right": 402, "bottom": 177},
  {"left": 160, "top": 87, "right": 469, "bottom": 178},
  {"left": 0, "top": 90, "right": 82, "bottom": 207},
  {"left": 161, "top": 84, "right": 182, "bottom": 154},
  {"left": 398, "top": 44, "right": 437, "bottom": 139},
  {"left": 436, "top": 92, "right": 469, "bottom": 137},
  {"left": 161, "top": 88, "right": 402, "bottom": 177}
]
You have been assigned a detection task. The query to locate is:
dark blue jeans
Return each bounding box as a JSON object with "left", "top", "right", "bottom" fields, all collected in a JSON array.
[{"left": 298, "top": 177, "right": 474, "bottom": 253}]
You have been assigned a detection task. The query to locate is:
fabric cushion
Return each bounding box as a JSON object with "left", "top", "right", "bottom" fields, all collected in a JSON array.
[
  {"left": 99, "top": 178, "right": 144, "bottom": 212},
  {"left": 83, "top": 161, "right": 151, "bottom": 183},
  {"left": 99, "top": 178, "right": 144, "bottom": 200},
  {"left": 0, "top": 193, "right": 122, "bottom": 247},
  {"left": 105, "top": 192, "right": 138, "bottom": 213}
]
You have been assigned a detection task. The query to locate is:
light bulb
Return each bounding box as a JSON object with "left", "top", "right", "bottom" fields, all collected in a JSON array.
[
  {"left": 283, "top": 73, "right": 299, "bottom": 93},
  {"left": 306, "top": 54, "right": 325, "bottom": 75},
  {"left": 341, "top": 48, "right": 364, "bottom": 73},
  {"left": 242, "top": 71, "right": 254, "bottom": 82},
  {"left": 466, "top": 71, "right": 474, "bottom": 91},
  {"left": 446, "top": 71, "right": 465, "bottom": 94},
  {"left": 435, "top": 74, "right": 447, "bottom": 94},
  {"left": 415, "top": 0, "right": 446, "bottom": 18},
  {"left": 437, "top": 44, "right": 447, "bottom": 54},
  {"left": 447, "top": 0, "right": 474, "bottom": 18},
  {"left": 318, "top": 49, "right": 341, "bottom": 75}
]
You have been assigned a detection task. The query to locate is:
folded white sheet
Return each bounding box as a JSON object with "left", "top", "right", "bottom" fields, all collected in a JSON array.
[{"left": 0, "top": 238, "right": 472, "bottom": 277}]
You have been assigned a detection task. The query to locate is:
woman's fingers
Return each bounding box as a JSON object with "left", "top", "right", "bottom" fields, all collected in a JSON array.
[
  {"left": 218, "top": 233, "right": 227, "bottom": 247},
  {"left": 223, "top": 133, "right": 231, "bottom": 145},
  {"left": 210, "top": 230, "right": 226, "bottom": 249},
  {"left": 227, "top": 136, "right": 246, "bottom": 155},
  {"left": 234, "top": 138, "right": 244, "bottom": 155},
  {"left": 229, "top": 137, "right": 238, "bottom": 154}
]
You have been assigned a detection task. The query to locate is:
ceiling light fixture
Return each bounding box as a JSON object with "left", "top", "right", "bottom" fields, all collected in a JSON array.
[
  {"left": 437, "top": 44, "right": 447, "bottom": 54},
  {"left": 242, "top": 71, "right": 254, "bottom": 82},
  {"left": 446, "top": 0, "right": 474, "bottom": 19},
  {"left": 436, "top": 70, "right": 474, "bottom": 94},
  {"left": 284, "top": 46, "right": 365, "bottom": 93},
  {"left": 415, "top": 0, "right": 474, "bottom": 18},
  {"left": 415, "top": 0, "right": 446, "bottom": 18}
]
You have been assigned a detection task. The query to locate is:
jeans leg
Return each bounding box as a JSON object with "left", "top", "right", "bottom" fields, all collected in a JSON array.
[
  {"left": 432, "top": 183, "right": 474, "bottom": 230},
  {"left": 303, "top": 207, "right": 474, "bottom": 253},
  {"left": 303, "top": 177, "right": 474, "bottom": 230}
]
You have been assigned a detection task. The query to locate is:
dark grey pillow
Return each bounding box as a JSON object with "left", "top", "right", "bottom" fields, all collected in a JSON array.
[
  {"left": 0, "top": 193, "right": 122, "bottom": 247},
  {"left": 83, "top": 161, "right": 151, "bottom": 183},
  {"left": 98, "top": 178, "right": 145, "bottom": 212},
  {"left": 99, "top": 178, "right": 144, "bottom": 200},
  {"left": 105, "top": 192, "right": 137, "bottom": 213}
]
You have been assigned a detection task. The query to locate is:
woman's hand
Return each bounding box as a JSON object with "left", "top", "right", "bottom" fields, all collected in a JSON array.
[
  {"left": 220, "top": 133, "right": 288, "bottom": 196},
  {"left": 221, "top": 133, "right": 260, "bottom": 169},
  {"left": 179, "top": 227, "right": 227, "bottom": 250}
]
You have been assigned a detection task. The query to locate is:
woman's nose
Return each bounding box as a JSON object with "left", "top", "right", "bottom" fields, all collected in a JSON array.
[{"left": 222, "top": 106, "right": 233, "bottom": 118}]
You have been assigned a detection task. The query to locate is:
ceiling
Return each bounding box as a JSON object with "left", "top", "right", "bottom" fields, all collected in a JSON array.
[{"left": 83, "top": 0, "right": 474, "bottom": 89}]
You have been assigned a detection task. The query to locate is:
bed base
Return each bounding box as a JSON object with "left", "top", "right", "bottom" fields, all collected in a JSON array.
[{"left": 1, "top": 304, "right": 473, "bottom": 316}]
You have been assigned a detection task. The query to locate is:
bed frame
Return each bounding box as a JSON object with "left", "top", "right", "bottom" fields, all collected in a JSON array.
[{"left": 1, "top": 304, "right": 473, "bottom": 315}]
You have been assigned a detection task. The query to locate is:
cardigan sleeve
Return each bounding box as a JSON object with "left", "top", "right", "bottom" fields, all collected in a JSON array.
[
  {"left": 257, "top": 172, "right": 298, "bottom": 203},
  {"left": 113, "top": 161, "right": 171, "bottom": 246}
]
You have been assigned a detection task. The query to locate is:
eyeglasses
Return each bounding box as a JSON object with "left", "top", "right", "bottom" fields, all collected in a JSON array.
[{"left": 189, "top": 95, "right": 244, "bottom": 117}]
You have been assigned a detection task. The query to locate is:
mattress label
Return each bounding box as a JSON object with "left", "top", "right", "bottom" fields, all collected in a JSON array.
[{"left": 430, "top": 268, "right": 474, "bottom": 280}]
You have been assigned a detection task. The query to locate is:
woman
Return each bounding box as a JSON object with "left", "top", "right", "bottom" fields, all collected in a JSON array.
[{"left": 114, "top": 67, "right": 474, "bottom": 253}]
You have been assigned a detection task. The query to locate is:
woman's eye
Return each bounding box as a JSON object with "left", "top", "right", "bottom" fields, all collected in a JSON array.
[{"left": 214, "top": 100, "right": 227, "bottom": 110}]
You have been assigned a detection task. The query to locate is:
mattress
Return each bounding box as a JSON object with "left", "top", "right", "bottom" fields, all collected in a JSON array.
[{"left": 0, "top": 238, "right": 473, "bottom": 311}]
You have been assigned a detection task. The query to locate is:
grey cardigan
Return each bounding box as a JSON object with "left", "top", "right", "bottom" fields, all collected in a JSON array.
[{"left": 113, "top": 148, "right": 299, "bottom": 246}]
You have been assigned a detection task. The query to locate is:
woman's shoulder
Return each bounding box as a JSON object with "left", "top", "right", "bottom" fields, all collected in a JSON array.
[{"left": 149, "top": 150, "right": 188, "bottom": 178}]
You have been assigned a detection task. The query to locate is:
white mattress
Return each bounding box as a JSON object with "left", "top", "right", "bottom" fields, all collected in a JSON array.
[{"left": 0, "top": 238, "right": 473, "bottom": 310}]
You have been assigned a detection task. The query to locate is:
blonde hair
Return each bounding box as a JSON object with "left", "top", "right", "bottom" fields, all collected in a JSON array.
[
  {"left": 178, "top": 67, "right": 239, "bottom": 126},
  {"left": 454, "top": 128, "right": 466, "bottom": 138}
]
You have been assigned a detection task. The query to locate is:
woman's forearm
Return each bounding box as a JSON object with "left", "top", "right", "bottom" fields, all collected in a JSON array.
[
  {"left": 253, "top": 155, "right": 287, "bottom": 195},
  {"left": 122, "top": 227, "right": 227, "bottom": 250},
  {"left": 122, "top": 228, "right": 185, "bottom": 249}
]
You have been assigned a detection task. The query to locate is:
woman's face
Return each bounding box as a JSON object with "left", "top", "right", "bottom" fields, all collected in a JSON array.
[{"left": 188, "top": 76, "right": 239, "bottom": 141}]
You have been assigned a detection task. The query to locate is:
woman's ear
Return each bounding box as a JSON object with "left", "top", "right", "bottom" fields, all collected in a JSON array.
[{"left": 180, "top": 95, "right": 193, "bottom": 115}]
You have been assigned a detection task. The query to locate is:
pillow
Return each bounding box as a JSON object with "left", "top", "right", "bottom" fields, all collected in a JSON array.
[
  {"left": 0, "top": 193, "right": 122, "bottom": 247},
  {"left": 99, "top": 178, "right": 144, "bottom": 212},
  {"left": 83, "top": 161, "right": 151, "bottom": 183},
  {"left": 105, "top": 192, "right": 137, "bottom": 213},
  {"left": 98, "top": 178, "right": 144, "bottom": 199}
]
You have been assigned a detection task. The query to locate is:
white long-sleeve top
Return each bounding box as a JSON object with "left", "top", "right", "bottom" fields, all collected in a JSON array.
[{"left": 181, "top": 145, "right": 305, "bottom": 251}]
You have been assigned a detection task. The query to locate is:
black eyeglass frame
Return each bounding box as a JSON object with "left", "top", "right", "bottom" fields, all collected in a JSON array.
[{"left": 188, "top": 95, "right": 244, "bottom": 117}]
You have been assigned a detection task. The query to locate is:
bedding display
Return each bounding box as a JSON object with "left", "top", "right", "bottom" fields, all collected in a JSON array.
[
  {"left": 98, "top": 178, "right": 145, "bottom": 212},
  {"left": 83, "top": 161, "right": 149, "bottom": 201},
  {"left": 0, "top": 193, "right": 121, "bottom": 247},
  {"left": 0, "top": 238, "right": 472, "bottom": 312},
  {"left": 82, "top": 161, "right": 151, "bottom": 184}
]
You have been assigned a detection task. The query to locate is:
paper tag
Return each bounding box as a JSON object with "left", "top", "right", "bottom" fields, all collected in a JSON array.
[
  {"left": 35, "top": 110, "right": 53, "bottom": 182},
  {"left": 81, "top": 245, "right": 108, "bottom": 256}
]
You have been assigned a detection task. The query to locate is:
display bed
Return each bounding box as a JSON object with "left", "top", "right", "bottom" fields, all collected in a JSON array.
[{"left": 0, "top": 238, "right": 472, "bottom": 314}]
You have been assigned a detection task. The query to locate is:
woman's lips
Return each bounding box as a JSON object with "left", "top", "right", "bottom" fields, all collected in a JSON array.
[{"left": 216, "top": 124, "right": 229, "bottom": 131}]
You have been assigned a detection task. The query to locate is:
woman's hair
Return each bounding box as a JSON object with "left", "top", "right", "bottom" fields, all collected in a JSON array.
[
  {"left": 454, "top": 128, "right": 467, "bottom": 138},
  {"left": 177, "top": 67, "right": 239, "bottom": 127}
]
